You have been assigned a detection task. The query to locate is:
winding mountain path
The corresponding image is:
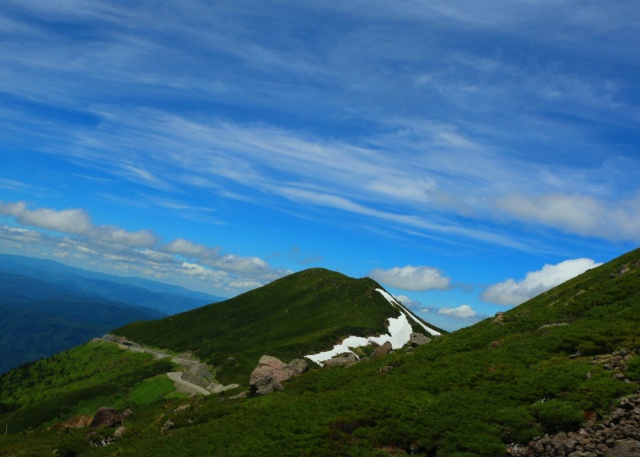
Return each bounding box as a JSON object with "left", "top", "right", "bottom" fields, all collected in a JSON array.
[
  {"left": 95, "top": 337, "right": 212, "bottom": 396},
  {"left": 166, "top": 372, "right": 211, "bottom": 396}
]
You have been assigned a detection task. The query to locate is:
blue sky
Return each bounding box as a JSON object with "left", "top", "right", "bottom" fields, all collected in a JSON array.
[{"left": 1, "top": 1, "right": 639, "bottom": 330}]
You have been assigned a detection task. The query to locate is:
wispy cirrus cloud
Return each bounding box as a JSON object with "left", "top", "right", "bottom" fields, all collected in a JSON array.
[{"left": 1, "top": 0, "right": 638, "bottom": 250}]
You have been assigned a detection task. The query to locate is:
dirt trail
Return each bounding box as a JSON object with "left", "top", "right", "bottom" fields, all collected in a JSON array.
[{"left": 94, "top": 338, "right": 211, "bottom": 396}]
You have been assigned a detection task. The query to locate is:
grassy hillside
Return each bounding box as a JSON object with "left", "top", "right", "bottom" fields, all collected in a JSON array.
[
  {"left": 115, "top": 268, "right": 440, "bottom": 383},
  {"left": 0, "top": 341, "right": 180, "bottom": 436},
  {"left": 1, "top": 251, "right": 639, "bottom": 456}
]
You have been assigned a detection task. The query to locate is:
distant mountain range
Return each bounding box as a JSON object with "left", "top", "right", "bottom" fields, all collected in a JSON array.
[
  {"left": 0, "top": 254, "right": 224, "bottom": 311},
  {"left": 0, "top": 254, "right": 224, "bottom": 373}
]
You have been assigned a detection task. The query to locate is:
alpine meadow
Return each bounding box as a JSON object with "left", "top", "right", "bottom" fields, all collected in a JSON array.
[{"left": 1, "top": 248, "right": 640, "bottom": 456}]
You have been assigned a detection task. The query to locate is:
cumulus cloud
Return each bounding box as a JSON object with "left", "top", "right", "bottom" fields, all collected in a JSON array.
[
  {"left": 0, "top": 200, "right": 158, "bottom": 247},
  {"left": 160, "top": 238, "right": 290, "bottom": 280},
  {"left": 437, "top": 304, "right": 478, "bottom": 319},
  {"left": 481, "top": 258, "right": 603, "bottom": 306},
  {"left": 369, "top": 265, "right": 450, "bottom": 291},
  {"left": 0, "top": 201, "right": 93, "bottom": 235},
  {"left": 0, "top": 200, "right": 289, "bottom": 294}
]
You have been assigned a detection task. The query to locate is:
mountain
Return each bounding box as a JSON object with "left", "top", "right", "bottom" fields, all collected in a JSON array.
[
  {"left": 114, "top": 268, "right": 443, "bottom": 383},
  {"left": 0, "top": 253, "right": 225, "bottom": 313},
  {"left": 1, "top": 251, "right": 639, "bottom": 456},
  {"left": 0, "top": 254, "right": 223, "bottom": 374},
  {"left": 0, "top": 272, "right": 165, "bottom": 374}
]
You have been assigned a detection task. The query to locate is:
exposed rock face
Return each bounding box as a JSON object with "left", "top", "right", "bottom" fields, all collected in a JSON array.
[
  {"left": 90, "top": 407, "right": 123, "bottom": 428},
  {"left": 249, "top": 355, "right": 309, "bottom": 396},
  {"left": 409, "top": 332, "right": 431, "bottom": 346},
  {"left": 508, "top": 392, "right": 640, "bottom": 457},
  {"left": 323, "top": 352, "right": 359, "bottom": 367},
  {"left": 494, "top": 312, "right": 505, "bottom": 324},
  {"left": 372, "top": 341, "right": 393, "bottom": 357},
  {"left": 287, "top": 358, "right": 308, "bottom": 376}
]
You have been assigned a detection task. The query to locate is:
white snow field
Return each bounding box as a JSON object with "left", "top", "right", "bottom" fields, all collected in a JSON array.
[{"left": 305, "top": 289, "right": 440, "bottom": 366}]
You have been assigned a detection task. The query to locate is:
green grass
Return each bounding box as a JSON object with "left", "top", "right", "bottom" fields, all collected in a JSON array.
[
  {"left": 2, "top": 250, "right": 640, "bottom": 456},
  {"left": 0, "top": 341, "right": 176, "bottom": 434},
  {"left": 115, "top": 268, "right": 441, "bottom": 384}
]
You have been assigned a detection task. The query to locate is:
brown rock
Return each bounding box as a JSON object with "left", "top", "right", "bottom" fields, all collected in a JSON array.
[
  {"left": 323, "top": 352, "right": 359, "bottom": 367},
  {"left": 249, "top": 355, "right": 308, "bottom": 396},
  {"left": 409, "top": 332, "right": 431, "bottom": 346},
  {"left": 90, "top": 407, "right": 123, "bottom": 428},
  {"left": 372, "top": 341, "right": 393, "bottom": 357}
]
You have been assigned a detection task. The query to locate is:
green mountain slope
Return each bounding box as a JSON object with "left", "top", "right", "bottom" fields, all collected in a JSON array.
[
  {"left": 1, "top": 251, "right": 639, "bottom": 456},
  {"left": 114, "top": 268, "right": 441, "bottom": 383}
]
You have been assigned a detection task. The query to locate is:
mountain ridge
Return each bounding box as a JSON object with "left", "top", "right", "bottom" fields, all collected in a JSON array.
[
  {"left": 115, "top": 267, "right": 443, "bottom": 383},
  {"left": 1, "top": 249, "right": 639, "bottom": 455}
]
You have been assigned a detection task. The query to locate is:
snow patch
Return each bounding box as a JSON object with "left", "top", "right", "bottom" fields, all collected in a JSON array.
[
  {"left": 375, "top": 288, "right": 441, "bottom": 336},
  {"left": 304, "top": 288, "right": 439, "bottom": 366}
]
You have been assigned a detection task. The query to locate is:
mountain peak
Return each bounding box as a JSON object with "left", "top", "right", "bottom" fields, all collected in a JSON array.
[{"left": 114, "top": 267, "right": 441, "bottom": 383}]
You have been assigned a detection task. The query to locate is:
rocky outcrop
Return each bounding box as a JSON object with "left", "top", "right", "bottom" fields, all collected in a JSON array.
[
  {"left": 409, "top": 332, "right": 431, "bottom": 346},
  {"left": 90, "top": 407, "right": 123, "bottom": 428},
  {"left": 323, "top": 352, "right": 359, "bottom": 367},
  {"left": 372, "top": 341, "right": 393, "bottom": 357},
  {"left": 508, "top": 392, "right": 640, "bottom": 457},
  {"left": 249, "top": 355, "right": 309, "bottom": 396}
]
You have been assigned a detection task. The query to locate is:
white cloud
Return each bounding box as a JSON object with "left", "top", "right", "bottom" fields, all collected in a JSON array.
[
  {"left": 395, "top": 294, "right": 422, "bottom": 308},
  {"left": 161, "top": 238, "right": 216, "bottom": 259},
  {"left": 0, "top": 200, "right": 289, "bottom": 294},
  {"left": 437, "top": 304, "right": 478, "bottom": 319},
  {"left": 0, "top": 200, "right": 158, "bottom": 247},
  {"left": 369, "top": 265, "right": 450, "bottom": 291},
  {"left": 481, "top": 258, "right": 603, "bottom": 306},
  {"left": 0, "top": 201, "right": 93, "bottom": 235},
  {"left": 499, "top": 193, "right": 640, "bottom": 242}
]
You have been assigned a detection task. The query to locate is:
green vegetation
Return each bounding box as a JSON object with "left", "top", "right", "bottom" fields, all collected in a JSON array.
[
  {"left": 0, "top": 341, "right": 178, "bottom": 434},
  {"left": 1, "top": 251, "right": 639, "bottom": 456},
  {"left": 115, "top": 268, "right": 439, "bottom": 384}
]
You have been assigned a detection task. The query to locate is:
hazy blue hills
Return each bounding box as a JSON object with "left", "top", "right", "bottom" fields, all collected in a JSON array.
[
  {"left": 0, "top": 272, "right": 165, "bottom": 374},
  {"left": 0, "top": 254, "right": 224, "bottom": 313},
  {"left": 0, "top": 254, "right": 224, "bottom": 374}
]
